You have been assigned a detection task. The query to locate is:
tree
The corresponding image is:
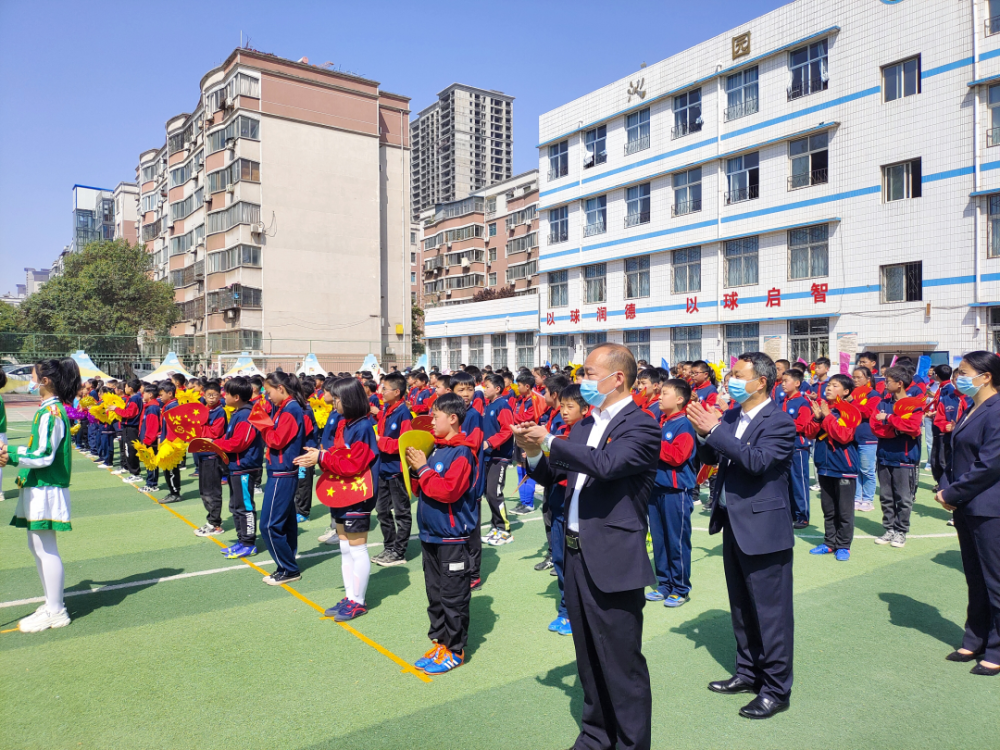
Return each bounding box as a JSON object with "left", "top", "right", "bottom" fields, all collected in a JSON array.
[
  {"left": 472, "top": 285, "right": 515, "bottom": 302},
  {"left": 411, "top": 301, "right": 425, "bottom": 357},
  {"left": 0, "top": 301, "right": 22, "bottom": 332}
]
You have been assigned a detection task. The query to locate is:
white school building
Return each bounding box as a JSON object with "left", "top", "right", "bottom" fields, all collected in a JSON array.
[{"left": 424, "top": 0, "right": 1000, "bottom": 372}]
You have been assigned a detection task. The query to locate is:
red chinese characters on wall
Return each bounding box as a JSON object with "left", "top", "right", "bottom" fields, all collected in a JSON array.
[
  {"left": 686, "top": 297, "right": 698, "bottom": 314},
  {"left": 810, "top": 283, "right": 828, "bottom": 304},
  {"left": 624, "top": 303, "right": 636, "bottom": 320},
  {"left": 766, "top": 288, "right": 781, "bottom": 308},
  {"left": 546, "top": 312, "right": 555, "bottom": 326},
  {"left": 596, "top": 306, "right": 607, "bottom": 322},
  {"left": 570, "top": 309, "right": 581, "bottom": 324},
  {"left": 723, "top": 292, "right": 739, "bottom": 310}
]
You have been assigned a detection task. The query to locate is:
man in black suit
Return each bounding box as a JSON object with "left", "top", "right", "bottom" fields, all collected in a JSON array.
[
  {"left": 514, "top": 343, "right": 660, "bottom": 750},
  {"left": 687, "top": 351, "right": 797, "bottom": 719}
]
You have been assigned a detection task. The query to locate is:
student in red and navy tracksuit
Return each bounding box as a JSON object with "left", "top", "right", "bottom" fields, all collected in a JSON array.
[
  {"left": 114, "top": 379, "right": 144, "bottom": 482},
  {"left": 449, "top": 371, "right": 486, "bottom": 588},
  {"left": 412, "top": 374, "right": 434, "bottom": 415},
  {"left": 157, "top": 381, "right": 183, "bottom": 502},
  {"left": 314, "top": 405, "right": 342, "bottom": 543},
  {"left": 931, "top": 365, "right": 963, "bottom": 485},
  {"left": 298, "top": 377, "right": 380, "bottom": 621},
  {"left": 850, "top": 366, "right": 882, "bottom": 511},
  {"left": 634, "top": 367, "right": 666, "bottom": 421},
  {"left": 803, "top": 375, "right": 860, "bottom": 559},
  {"left": 193, "top": 380, "right": 228, "bottom": 537},
  {"left": 871, "top": 366, "right": 923, "bottom": 546},
  {"left": 138, "top": 384, "right": 161, "bottom": 492},
  {"left": 512, "top": 371, "right": 545, "bottom": 515},
  {"left": 481, "top": 373, "right": 516, "bottom": 546},
  {"left": 534, "top": 373, "right": 571, "bottom": 578},
  {"left": 805, "top": 357, "right": 831, "bottom": 399},
  {"left": 293, "top": 400, "right": 318, "bottom": 522},
  {"left": 405, "top": 392, "right": 478, "bottom": 675},
  {"left": 646, "top": 379, "right": 698, "bottom": 608},
  {"left": 781, "top": 368, "right": 813, "bottom": 528},
  {"left": 772, "top": 360, "right": 791, "bottom": 406},
  {"left": 373, "top": 371, "right": 413, "bottom": 567},
  {"left": 690, "top": 361, "right": 719, "bottom": 410},
  {"left": 214, "top": 377, "right": 264, "bottom": 558}
]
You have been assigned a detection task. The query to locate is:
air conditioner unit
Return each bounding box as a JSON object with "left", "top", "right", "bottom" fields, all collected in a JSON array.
[
  {"left": 460, "top": 258, "right": 470, "bottom": 268},
  {"left": 251, "top": 222, "right": 265, "bottom": 235},
  {"left": 223, "top": 97, "right": 233, "bottom": 109},
  {"left": 226, "top": 184, "right": 235, "bottom": 194},
  {"left": 225, "top": 137, "right": 236, "bottom": 149},
  {"left": 224, "top": 309, "right": 238, "bottom": 320}
]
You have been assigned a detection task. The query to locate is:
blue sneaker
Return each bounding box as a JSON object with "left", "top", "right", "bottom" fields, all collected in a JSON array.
[
  {"left": 334, "top": 600, "right": 368, "bottom": 622},
  {"left": 549, "top": 616, "right": 570, "bottom": 633},
  {"left": 415, "top": 644, "right": 444, "bottom": 670},
  {"left": 664, "top": 594, "right": 689, "bottom": 608},
  {"left": 423, "top": 647, "right": 464, "bottom": 674},
  {"left": 324, "top": 598, "right": 350, "bottom": 618},
  {"left": 222, "top": 543, "right": 257, "bottom": 559},
  {"left": 645, "top": 590, "right": 666, "bottom": 602},
  {"left": 835, "top": 548, "right": 851, "bottom": 561},
  {"left": 809, "top": 544, "right": 833, "bottom": 555},
  {"left": 296, "top": 513, "right": 308, "bottom": 523},
  {"left": 556, "top": 618, "right": 573, "bottom": 636}
]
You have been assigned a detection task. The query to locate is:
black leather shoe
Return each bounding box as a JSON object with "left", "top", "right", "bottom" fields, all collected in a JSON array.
[
  {"left": 792, "top": 521, "right": 809, "bottom": 530},
  {"left": 708, "top": 675, "right": 757, "bottom": 694},
  {"left": 946, "top": 649, "right": 981, "bottom": 662},
  {"left": 739, "top": 695, "right": 790, "bottom": 719},
  {"left": 970, "top": 662, "right": 1000, "bottom": 676}
]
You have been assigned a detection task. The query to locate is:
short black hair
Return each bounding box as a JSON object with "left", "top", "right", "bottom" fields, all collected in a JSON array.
[
  {"left": 783, "top": 368, "right": 804, "bottom": 384},
  {"left": 250, "top": 374, "right": 265, "bottom": 389},
  {"left": 544, "top": 374, "right": 570, "bottom": 398},
  {"left": 126, "top": 378, "right": 142, "bottom": 393},
  {"left": 828, "top": 373, "right": 854, "bottom": 396},
  {"left": 691, "top": 359, "right": 718, "bottom": 386},
  {"left": 661, "top": 378, "right": 692, "bottom": 407},
  {"left": 204, "top": 379, "right": 222, "bottom": 394},
  {"left": 158, "top": 381, "right": 176, "bottom": 397},
  {"left": 433, "top": 391, "right": 467, "bottom": 423},
  {"left": 885, "top": 366, "right": 913, "bottom": 388},
  {"left": 225, "top": 376, "right": 252, "bottom": 402},
  {"left": 143, "top": 383, "right": 159, "bottom": 397},
  {"left": 738, "top": 352, "right": 778, "bottom": 394},
  {"left": 450, "top": 370, "right": 475, "bottom": 388},
  {"left": 858, "top": 351, "right": 879, "bottom": 364},
  {"left": 464, "top": 365, "right": 482, "bottom": 383},
  {"left": 515, "top": 371, "right": 534, "bottom": 387},
  {"left": 933, "top": 364, "right": 952, "bottom": 381},
  {"left": 383, "top": 371, "right": 407, "bottom": 394},
  {"left": 171, "top": 372, "right": 187, "bottom": 386},
  {"left": 436, "top": 373, "right": 452, "bottom": 390},
  {"left": 775, "top": 359, "right": 791, "bottom": 369},
  {"left": 485, "top": 373, "right": 505, "bottom": 390},
  {"left": 815, "top": 357, "right": 831, "bottom": 368},
  {"left": 414, "top": 372, "right": 429, "bottom": 384},
  {"left": 559, "top": 383, "right": 588, "bottom": 411},
  {"left": 637, "top": 367, "right": 668, "bottom": 386},
  {"left": 327, "top": 376, "right": 369, "bottom": 420}
]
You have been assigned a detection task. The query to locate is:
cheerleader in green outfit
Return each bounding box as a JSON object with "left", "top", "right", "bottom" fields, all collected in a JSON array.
[{"left": 1, "top": 358, "right": 80, "bottom": 633}]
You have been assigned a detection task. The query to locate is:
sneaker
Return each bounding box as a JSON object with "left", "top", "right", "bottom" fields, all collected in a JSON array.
[
  {"left": 664, "top": 594, "right": 689, "bottom": 608},
  {"left": 470, "top": 577, "right": 483, "bottom": 591},
  {"left": 318, "top": 527, "right": 339, "bottom": 544},
  {"left": 158, "top": 494, "right": 183, "bottom": 504},
  {"left": 556, "top": 618, "right": 573, "bottom": 636},
  {"left": 874, "top": 531, "right": 895, "bottom": 545},
  {"left": 534, "top": 553, "right": 553, "bottom": 571},
  {"left": 324, "top": 598, "right": 350, "bottom": 617},
  {"left": 139, "top": 485, "right": 159, "bottom": 493},
  {"left": 415, "top": 644, "right": 444, "bottom": 671},
  {"left": 510, "top": 502, "right": 535, "bottom": 516},
  {"left": 194, "top": 524, "right": 224, "bottom": 537},
  {"left": 263, "top": 571, "right": 302, "bottom": 586},
  {"left": 809, "top": 483, "right": 820, "bottom": 491},
  {"left": 793, "top": 520, "right": 809, "bottom": 530},
  {"left": 809, "top": 544, "right": 833, "bottom": 555},
  {"left": 854, "top": 500, "right": 862, "bottom": 510},
  {"left": 835, "top": 549, "right": 851, "bottom": 561},
  {"left": 18, "top": 605, "right": 71, "bottom": 633},
  {"left": 487, "top": 530, "right": 513, "bottom": 546},
  {"left": 97, "top": 463, "right": 112, "bottom": 469},
  {"left": 548, "top": 616, "right": 567, "bottom": 632},
  {"left": 111, "top": 468, "right": 126, "bottom": 475},
  {"left": 295, "top": 513, "right": 308, "bottom": 524},
  {"left": 923, "top": 463, "right": 932, "bottom": 471},
  {"left": 891, "top": 532, "right": 906, "bottom": 548},
  {"left": 123, "top": 475, "right": 143, "bottom": 484},
  {"left": 222, "top": 543, "right": 257, "bottom": 559},
  {"left": 334, "top": 599, "right": 367, "bottom": 621},
  {"left": 481, "top": 528, "right": 499, "bottom": 544},
  {"left": 860, "top": 502, "right": 875, "bottom": 512},
  {"left": 946, "top": 518, "right": 955, "bottom": 527},
  {"left": 378, "top": 550, "right": 407, "bottom": 567},
  {"left": 645, "top": 590, "right": 666, "bottom": 602},
  {"left": 423, "top": 647, "right": 464, "bottom": 674},
  {"left": 370, "top": 549, "right": 390, "bottom": 564},
  {"left": 549, "top": 567, "right": 558, "bottom": 577}
]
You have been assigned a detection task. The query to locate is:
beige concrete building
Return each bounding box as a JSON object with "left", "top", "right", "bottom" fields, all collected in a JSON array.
[{"left": 137, "top": 48, "right": 412, "bottom": 368}]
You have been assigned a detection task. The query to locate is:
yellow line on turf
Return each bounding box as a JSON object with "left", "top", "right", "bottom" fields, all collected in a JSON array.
[{"left": 1, "top": 628, "right": 19, "bottom": 633}]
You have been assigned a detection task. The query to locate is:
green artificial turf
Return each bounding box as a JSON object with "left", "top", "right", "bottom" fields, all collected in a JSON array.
[{"left": 1, "top": 421, "right": 997, "bottom": 749}]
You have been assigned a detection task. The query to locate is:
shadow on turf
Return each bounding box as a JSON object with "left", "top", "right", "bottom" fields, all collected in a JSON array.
[
  {"left": 64, "top": 568, "right": 184, "bottom": 621},
  {"left": 670, "top": 609, "right": 735, "bottom": 671},
  {"left": 878, "top": 592, "right": 964, "bottom": 647},
  {"left": 468, "top": 594, "right": 498, "bottom": 658},
  {"left": 536, "top": 661, "right": 584, "bottom": 731},
  {"left": 932, "top": 549, "right": 964, "bottom": 572}
]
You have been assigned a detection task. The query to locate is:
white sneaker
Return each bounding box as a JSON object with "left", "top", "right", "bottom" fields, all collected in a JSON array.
[
  {"left": 112, "top": 468, "right": 126, "bottom": 475},
  {"left": 123, "top": 475, "right": 142, "bottom": 484},
  {"left": 481, "top": 527, "right": 499, "bottom": 543},
  {"left": 194, "top": 524, "right": 224, "bottom": 537},
  {"left": 19, "top": 605, "right": 71, "bottom": 633},
  {"left": 488, "top": 530, "right": 513, "bottom": 546},
  {"left": 318, "top": 527, "right": 339, "bottom": 544}
]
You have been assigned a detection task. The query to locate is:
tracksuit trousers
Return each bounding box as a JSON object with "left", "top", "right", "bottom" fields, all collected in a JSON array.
[
  {"left": 790, "top": 448, "right": 811, "bottom": 524},
  {"left": 229, "top": 470, "right": 259, "bottom": 546},
  {"left": 647, "top": 486, "right": 694, "bottom": 597},
  {"left": 422, "top": 540, "right": 471, "bottom": 653},
  {"left": 260, "top": 472, "right": 299, "bottom": 575},
  {"left": 198, "top": 455, "right": 224, "bottom": 528}
]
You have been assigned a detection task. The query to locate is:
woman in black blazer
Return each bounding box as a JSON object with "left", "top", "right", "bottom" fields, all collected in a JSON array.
[{"left": 936, "top": 351, "right": 1000, "bottom": 676}]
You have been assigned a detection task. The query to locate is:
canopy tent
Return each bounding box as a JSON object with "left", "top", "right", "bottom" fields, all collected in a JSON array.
[
  {"left": 221, "top": 352, "right": 263, "bottom": 379},
  {"left": 296, "top": 353, "right": 326, "bottom": 377},
  {"left": 413, "top": 354, "right": 427, "bottom": 371},
  {"left": 140, "top": 352, "right": 195, "bottom": 383},
  {"left": 71, "top": 350, "right": 113, "bottom": 380},
  {"left": 359, "top": 353, "right": 384, "bottom": 379}
]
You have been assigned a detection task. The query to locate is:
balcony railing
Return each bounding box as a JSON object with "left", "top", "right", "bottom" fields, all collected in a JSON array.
[
  {"left": 725, "top": 185, "right": 760, "bottom": 205},
  {"left": 671, "top": 120, "right": 702, "bottom": 140},
  {"left": 624, "top": 211, "right": 650, "bottom": 228},
  {"left": 548, "top": 229, "right": 568, "bottom": 245},
  {"left": 787, "top": 77, "right": 828, "bottom": 101},
  {"left": 989, "top": 127, "right": 1000, "bottom": 148},
  {"left": 724, "top": 98, "right": 759, "bottom": 122},
  {"left": 788, "top": 168, "right": 829, "bottom": 190},
  {"left": 583, "top": 219, "right": 606, "bottom": 237},
  {"left": 987, "top": 15, "right": 1000, "bottom": 36},
  {"left": 672, "top": 199, "right": 702, "bottom": 217},
  {"left": 624, "top": 134, "right": 650, "bottom": 155}
]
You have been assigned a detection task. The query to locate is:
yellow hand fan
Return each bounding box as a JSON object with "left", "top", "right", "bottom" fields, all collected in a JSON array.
[{"left": 398, "top": 429, "right": 435, "bottom": 498}]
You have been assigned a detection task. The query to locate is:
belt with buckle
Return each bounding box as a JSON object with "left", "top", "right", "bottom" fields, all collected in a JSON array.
[{"left": 566, "top": 531, "right": 581, "bottom": 550}]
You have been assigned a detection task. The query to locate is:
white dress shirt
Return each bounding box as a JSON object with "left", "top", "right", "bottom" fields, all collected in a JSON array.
[{"left": 706, "top": 398, "right": 771, "bottom": 507}]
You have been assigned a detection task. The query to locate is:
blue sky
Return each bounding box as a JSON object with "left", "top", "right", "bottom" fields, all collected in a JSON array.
[{"left": 0, "top": 0, "right": 788, "bottom": 295}]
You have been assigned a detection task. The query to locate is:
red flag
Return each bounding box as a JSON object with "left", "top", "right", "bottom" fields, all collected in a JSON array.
[
  {"left": 893, "top": 396, "right": 924, "bottom": 418},
  {"left": 832, "top": 398, "right": 862, "bottom": 430},
  {"left": 248, "top": 400, "right": 273, "bottom": 431},
  {"left": 165, "top": 403, "right": 209, "bottom": 442},
  {"left": 411, "top": 415, "right": 434, "bottom": 432},
  {"left": 316, "top": 468, "right": 375, "bottom": 508},
  {"left": 696, "top": 464, "right": 717, "bottom": 485},
  {"left": 188, "top": 438, "right": 228, "bottom": 462}
]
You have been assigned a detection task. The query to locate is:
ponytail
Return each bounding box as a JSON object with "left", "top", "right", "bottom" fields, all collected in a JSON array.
[
  {"left": 264, "top": 371, "right": 307, "bottom": 408},
  {"left": 34, "top": 358, "right": 82, "bottom": 404}
]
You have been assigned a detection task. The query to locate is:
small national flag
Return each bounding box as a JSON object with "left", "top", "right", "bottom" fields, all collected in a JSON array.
[{"left": 316, "top": 468, "right": 375, "bottom": 508}]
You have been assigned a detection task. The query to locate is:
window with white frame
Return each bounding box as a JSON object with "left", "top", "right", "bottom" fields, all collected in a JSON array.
[
  {"left": 428, "top": 339, "right": 442, "bottom": 369},
  {"left": 625, "top": 108, "right": 650, "bottom": 155},
  {"left": 516, "top": 332, "right": 535, "bottom": 369},
  {"left": 789, "top": 225, "right": 829, "bottom": 279},
  {"left": 488, "top": 272, "right": 497, "bottom": 286},
  {"left": 584, "top": 125, "right": 607, "bottom": 169},
  {"left": 468, "top": 336, "right": 484, "bottom": 368},
  {"left": 506, "top": 260, "right": 537, "bottom": 282},
  {"left": 549, "top": 270, "right": 569, "bottom": 307},
  {"left": 725, "top": 323, "right": 759, "bottom": 360},
  {"left": 624, "top": 330, "right": 650, "bottom": 362},
  {"left": 672, "top": 246, "right": 701, "bottom": 293},
  {"left": 788, "top": 133, "right": 829, "bottom": 189},
  {"left": 990, "top": 307, "right": 1000, "bottom": 352},
  {"left": 584, "top": 263, "right": 607, "bottom": 303},
  {"left": 726, "top": 152, "right": 759, "bottom": 204},
  {"left": 625, "top": 256, "right": 650, "bottom": 299},
  {"left": 549, "top": 335, "right": 575, "bottom": 367},
  {"left": 584, "top": 196, "right": 607, "bottom": 237},
  {"left": 990, "top": 0, "right": 1000, "bottom": 35},
  {"left": 672, "top": 326, "right": 702, "bottom": 362},
  {"left": 548, "top": 141, "right": 568, "bottom": 179},
  {"left": 725, "top": 67, "right": 759, "bottom": 121},
  {"left": 492, "top": 333, "right": 508, "bottom": 368},
  {"left": 990, "top": 195, "right": 1000, "bottom": 258},
  {"left": 990, "top": 85, "right": 1000, "bottom": 147},
  {"left": 625, "top": 183, "right": 651, "bottom": 227},
  {"left": 788, "top": 39, "right": 828, "bottom": 100},
  {"left": 549, "top": 206, "right": 569, "bottom": 244},
  {"left": 448, "top": 337, "right": 462, "bottom": 370},
  {"left": 672, "top": 89, "right": 702, "bottom": 139},
  {"left": 881, "top": 261, "right": 922, "bottom": 303},
  {"left": 584, "top": 332, "right": 607, "bottom": 354},
  {"left": 673, "top": 168, "right": 702, "bottom": 216},
  {"left": 725, "top": 236, "right": 759, "bottom": 287},
  {"left": 788, "top": 319, "right": 830, "bottom": 363},
  {"left": 882, "top": 158, "right": 922, "bottom": 202},
  {"left": 883, "top": 56, "right": 920, "bottom": 103},
  {"left": 489, "top": 248, "right": 497, "bottom": 262}
]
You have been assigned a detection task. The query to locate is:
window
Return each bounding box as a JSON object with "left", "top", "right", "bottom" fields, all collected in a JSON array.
[
  {"left": 468, "top": 336, "right": 484, "bottom": 368},
  {"left": 883, "top": 57, "right": 920, "bottom": 102},
  {"left": 788, "top": 319, "right": 830, "bottom": 363},
  {"left": 507, "top": 205, "right": 537, "bottom": 228},
  {"left": 672, "top": 326, "right": 702, "bottom": 362},
  {"left": 170, "top": 161, "right": 193, "bottom": 187},
  {"left": 207, "top": 285, "right": 262, "bottom": 312},
  {"left": 141, "top": 194, "right": 160, "bottom": 213},
  {"left": 725, "top": 67, "right": 759, "bottom": 121},
  {"left": 410, "top": 230, "right": 417, "bottom": 244},
  {"left": 882, "top": 158, "right": 922, "bottom": 201},
  {"left": 171, "top": 224, "right": 206, "bottom": 255},
  {"left": 492, "top": 334, "right": 507, "bottom": 368},
  {"left": 672, "top": 246, "right": 701, "bottom": 293},
  {"left": 672, "top": 89, "right": 702, "bottom": 139},
  {"left": 726, "top": 152, "right": 759, "bottom": 204},
  {"left": 991, "top": 0, "right": 1000, "bottom": 35},
  {"left": 625, "top": 256, "right": 650, "bottom": 299},
  {"left": 435, "top": 196, "right": 484, "bottom": 222},
  {"left": 411, "top": 252, "right": 417, "bottom": 264},
  {"left": 788, "top": 225, "right": 829, "bottom": 280},
  {"left": 990, "top": 85, "right": 1000, "bottom": 147},
  {"left": 584, "top": 196, "right": 607, "bottom": 237},
  {"left": 548, "top": 140, "right": 568, "bottom": 180},
  {"left": 207, "top": 115, "right": 260, "bottom": 153},
  {"left": 990, "top": 307, "right": 1000, "bottom": 353},
  {"left": 584, "top": 263, "right": 607, "bottom": 303},
  {"left": 991, "top": 196, "right": 1000, "bottom": 258},
  {"left": 225, "top": 72, "right": 261, "bottom": 100},
  {"left": 549, "top": 270, "right": 569, "bottom": 307},
  {"left": 207, "top": 201, "right": 260, "bottom": 234},
  {"left": 170, "top": 188, "right": 204, "bottom": 221},
  {"left": 207, "top": 330, "right": 262, "bottom": 353},
  {"left": 625, "top": 183, "right": 651, "bottom": 227},
  {"left": 549, "top": 335, "right": 575, "bottom": 366},
  {"left": 488, "top": 248, "right": 497, "bottom": 262},
  {"left": 788, "top": 40, "right": 828, "bottom": 100},
  {"left": 506, "top": 232, "right": 538, "bottom": 256},
  {"left": 506, "top": 260, "right": 537, "bottom": 282},
  {"left": 488, "top": 272, "right": 497, "bottom": 286},
  {"left": 206, "top": 244, "right": 261, "bottom": 273},
  {"left": 673, "top": 168, "right": 702, "bottom": 216},
  {"left": 584, "top": 125, "right": 607, "bottom": 169},
  {"left": 207, "top": 159, "right": 261, "bottom": 193},
  {"left": 584, "top": 332, "right": 607, "bottom": 354},
  {"left": 448, "top": 337, "right": 462, "bottom": 371},
  {"left": 725, "top": 236, "right": 759, "bottom": 287},
  {"left": 625, "top": 108, "right": 650, "bottom": 155},
  {"left": 488, "top": 222, "right": 497, "bottom": 237},
  {"left": 881, "top": 261, "right": 922, "bottom": 303},
  {"left": 624, "top": 330, "right": 650, "bottom": 362},
  {"left": 411, "top": 272, "right": 416, "bottom": 283},
  {"left": 549, "top": 206, "right": 569, "bottom": 244},
  {"left": 516, "top": 332, "right": 535, "bottom": 369},
  {"left": 788, "top": 133, "right": 829, "bottom": 189},
  {"left": 444, "top": 273, "right": 484, "bottom": 290},
  {"left": 725, "top": 323, "right": 759, "bottom": 360},
  {"left": 428, "top": 339, "right": 442, "bottom": 369}
]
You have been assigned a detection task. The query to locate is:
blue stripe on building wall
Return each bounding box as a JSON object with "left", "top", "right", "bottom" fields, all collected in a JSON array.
[
  {"left": 722, "top": 87, "right": 880, "bottom": 141},
  {"left": 922, "top": 57, "right": 974, "bottom": 79},
  {"left": 425, "top": 308, "right": 537, "bottom": 328},
  {"left": 721, "top": 185, "right": 880, "bottom": 224}
]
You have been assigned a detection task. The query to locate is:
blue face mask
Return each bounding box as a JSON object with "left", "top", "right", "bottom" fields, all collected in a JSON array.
[
  {"left": 727, "top": 378, "right": 760, "bottom": 404},
  {"left": 28, "top": 380, "right": 39, "bottom": 394},
  {"left": 954, "top": 375, "right": 983, "bottom": 397},
  {"left": 579, "top": 372, "right": 618, "bottom": 409}
]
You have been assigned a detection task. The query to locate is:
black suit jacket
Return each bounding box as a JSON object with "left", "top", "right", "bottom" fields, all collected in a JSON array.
[
  {"left": 526, "top": 399, "right": 659, "bottom": 593},
  {"left": 697, "top": 400, "right": 796, "bottom": 556},
  {"left": 941, "top": 393, "right": 1000, "bottom": 517}
]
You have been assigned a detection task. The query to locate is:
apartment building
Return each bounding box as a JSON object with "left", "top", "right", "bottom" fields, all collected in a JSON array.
[
  {"left": 137, "top": 48, "right": 411, "bottom": 364},
  {"left": 418, "top": 170, "right": 539, "bottom": 309},
  {"left": 426, "top": 0, "right": 1000, "bottom": 368},
  {"left": 410, "top": 84, "right": 513, "bottom": 221}
]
